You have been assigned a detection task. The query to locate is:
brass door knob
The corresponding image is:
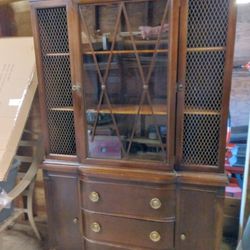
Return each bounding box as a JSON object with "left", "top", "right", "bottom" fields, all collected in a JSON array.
[
  {"left": 150, "top": 198, "right": 162, "bottom": 209},
  {"left": 89, "top": 191, "right": 100, "bottom": 203},
  {"left": 73, "top": 217, "right": 79, "bottom": 224},
  {"left": 91, "top": 222, "right": 101, "bottom": 233},
  {"left": 149, "top": 231, "right": 161, "bottom": 242},
  {"left": 180, "top": 234, "right": 186, "bottom": 240}
]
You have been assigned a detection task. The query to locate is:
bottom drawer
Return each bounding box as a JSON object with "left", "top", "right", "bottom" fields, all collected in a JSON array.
[
  {"left": 84, "top": 239, "right": 135, "bottom": 250},
  {"left": 83, "top": 211, "right": 174, "bottom": 249}
]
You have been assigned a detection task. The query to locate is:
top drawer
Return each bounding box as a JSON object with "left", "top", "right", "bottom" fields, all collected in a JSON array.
[{"left": 81, "top": 179, "right": 176, "bottom": 221}]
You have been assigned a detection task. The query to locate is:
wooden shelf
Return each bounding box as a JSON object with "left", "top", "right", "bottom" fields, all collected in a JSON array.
[
  {"left": 45, "top": 53, "right": 70, "bottom": 57},
  {"left": 50, "top": 107, "right": 74, "bottom": 112},
  {"left": 124, "top": 137, "right": 165, "bottom": 147},
  {"left": 186, "top": 47, "right": 226, "bottom": 53},
  {"left": 184, "top": 108, "right": 221, "bottom": 115},
  {"left": 82, "top": 46, "right": 225, "bottom": 56},
  {"left": 83, "top": 49, "right": 168, "bottom": 55},
  {"left": 50, "top": 105, "right": 167, "bottom": 115},
  {"left": 126, "top": 152, "right": 164, "bottom": 162},
  {"left": 87, "top": 104, "right": 167, "bottom": 115},
  {"left": 50, "top": 106, "right": 219, "bottom": 116}
]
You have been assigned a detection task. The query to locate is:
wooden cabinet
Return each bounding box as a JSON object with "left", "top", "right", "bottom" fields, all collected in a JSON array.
[{"left": 29, "top": 0, "right": 237, "bottom": 249}]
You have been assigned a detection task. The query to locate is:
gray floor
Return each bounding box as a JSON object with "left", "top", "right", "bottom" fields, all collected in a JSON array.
[
  {"left": 0, "top": 223, "right": 48, "bottom": 250},
  {"left": 0, "top": 222, "right": 237, "bottom": 250}
]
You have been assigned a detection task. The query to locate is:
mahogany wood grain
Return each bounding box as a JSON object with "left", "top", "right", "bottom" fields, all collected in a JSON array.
[
  {"left": 175, "top": 185, "right": 225, "bottom": 250},
  {"left": 81, "top": 179, "right": 176, "bottom": 221},
  {"left": 167, "top": 0, "right": 179, "bottom": 167},
  {"left": 43, "top": 170, "right": 82, "bottom": 250},
  {"left": 83, "top": 211, "right": 174, "bottom": 249},
  {"left": 175, "top": 0, "right": 188, "bottom": 168}
]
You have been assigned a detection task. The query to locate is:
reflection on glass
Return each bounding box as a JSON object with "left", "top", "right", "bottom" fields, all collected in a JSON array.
[{"left": 80, "top": 0, "right": 169, "bottom": 162}]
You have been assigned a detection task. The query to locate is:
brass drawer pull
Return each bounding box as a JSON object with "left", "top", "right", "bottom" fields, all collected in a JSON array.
[
  {"left": 180, "top": 234, "right": 186, "bottom": 241},
  {"left": 91, "top": 222, "right": 101, "bottom": 233},
  {"left": 150, "top": 198, "right": 162, "bottom": 209},
  {"left": 149, "top": 231, "right": 161, "bottom": 242},
  {"left": 89, "top": 191, "right": 100, "bottom": 203}
]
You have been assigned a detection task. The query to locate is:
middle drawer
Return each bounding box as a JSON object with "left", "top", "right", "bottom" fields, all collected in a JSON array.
[{"left": 81, "top": 180, "right": 175, "bottom": 220}]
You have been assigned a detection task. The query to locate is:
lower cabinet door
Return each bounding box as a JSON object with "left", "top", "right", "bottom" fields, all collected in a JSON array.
[
  {"left": 176, "top": 186, "right": 224, "bottom": 250},
  {"left": 44, "top": 170, "right": 82, "bottom": 250}
]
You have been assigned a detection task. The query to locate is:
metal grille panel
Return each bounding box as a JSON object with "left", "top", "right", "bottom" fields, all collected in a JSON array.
[
  {"left": 43, "top": 56, "right": 73, "bottom": 108},
  {"left": 48, "top": 112, "right": 76, "bottom": 155},
  {"left": 37, "top": 7, "right": 69, "bottom": 54},
  {"left": 38, "top": 7, "right": 76, "bottom": 155},
  {"left": 185, "top": 51, "right": 226, "bottom": 111},
  {"left": 182, "top": 114, "right": 221, "bottom": 166},
  {"left": 187, "top": 0, "right": 230, "bottom": 48}
]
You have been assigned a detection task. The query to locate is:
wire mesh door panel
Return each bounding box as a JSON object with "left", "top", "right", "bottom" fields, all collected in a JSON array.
[
  {"left": 176, "top": 0, "right": 236, "bottom": 171},
  {"left": 37, "top": 6, "right": 76, "bottom": 157},
  {"left": 79, "top": 0, "right": 176, "bottom": 166}
]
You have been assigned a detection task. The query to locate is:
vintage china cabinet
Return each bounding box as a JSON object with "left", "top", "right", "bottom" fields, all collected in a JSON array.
[{"left": 30, "top": 0, "right": 237, "bottom": 249}]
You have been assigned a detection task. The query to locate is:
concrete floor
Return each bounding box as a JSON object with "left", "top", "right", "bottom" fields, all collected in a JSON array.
[
  {"left": 0, "top": 222, "right": 237, "bottom": 250},
  {"left": 0, "top": 223, "right": 48, "bottom": 250}
]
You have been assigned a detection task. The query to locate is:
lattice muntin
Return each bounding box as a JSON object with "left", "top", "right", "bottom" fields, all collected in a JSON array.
[
  {"left": 37, "top": 7, "right": 69, "bottom": 54},
  {"left": 182, "top": 114, "right": 221, "bottom": 166},
  {"left": 187, "top": 0, "right": 230, "bottom": 48},
  {"left": 38, "top": 7, "right": 76, "bottom": 155},
  {"left": 185, "top": 51, "right": 226, "bottom": 111}
]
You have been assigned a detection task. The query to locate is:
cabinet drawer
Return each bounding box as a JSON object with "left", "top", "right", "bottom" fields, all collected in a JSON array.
[
  {"left": 81, "top": 180, "right": 175, "bottom": 220},
  {"left": 83, "top": 212, "right": 174, "bottom": 249},
  {"left": 84, "top": 239, "right": 135, "bottom": 250}
]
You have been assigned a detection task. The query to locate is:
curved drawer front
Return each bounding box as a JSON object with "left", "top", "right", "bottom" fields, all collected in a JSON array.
[
  {"left": 83, "top": 212, "right": 174, "bottom": 249},
  {"left": 81, "top": 180, "right": 176, "bottom": 220}
]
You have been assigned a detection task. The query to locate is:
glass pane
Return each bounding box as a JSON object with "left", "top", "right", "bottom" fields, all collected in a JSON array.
[{"left": 80, "top": 0, "right": 169, "bottom": 162}]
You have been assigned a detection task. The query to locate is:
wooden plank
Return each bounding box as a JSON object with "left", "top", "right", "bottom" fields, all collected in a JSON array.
[{"left": 51, "top": 104, "right": 168, "bottom": 115}]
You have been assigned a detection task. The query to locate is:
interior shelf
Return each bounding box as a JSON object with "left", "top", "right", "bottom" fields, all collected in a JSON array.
[
  {"left": 126, "top": 152, "right": 164, "bottom": 162},
  {"left": 50, "top": 107, "right": 74, "bottom": 112},
  {"left": 87, "top": 104, "right": 167, "bottom": 115},
  {"left": 50, "top": 106, "right": 220, "bottom": 116},
  {"left": 184, "top": 108, "right": 221, "bottom": 115},
  {"left": 83, "top": 49, "right": 168, "bottom": 55},
  {"left": 124, "top": 137, "right": 165, "bottom": 147},
  {"left": 50, "top": 105, "right": 167, "bottom": 115},
  {"left": 45, "top": 53, "right": 70, "bottom": 57},
  {"left": 82, "top": 46, "right": 225, "bottom": 56}
]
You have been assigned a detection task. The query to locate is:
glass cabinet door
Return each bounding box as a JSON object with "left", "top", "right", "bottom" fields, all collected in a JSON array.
[{"left": 78, "top": 0, "right": 174, "bottom": 163}]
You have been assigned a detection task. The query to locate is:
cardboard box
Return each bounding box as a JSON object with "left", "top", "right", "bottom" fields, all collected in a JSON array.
[{"left": 0, "top": 37, "right": 37, "bottom": 181}]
